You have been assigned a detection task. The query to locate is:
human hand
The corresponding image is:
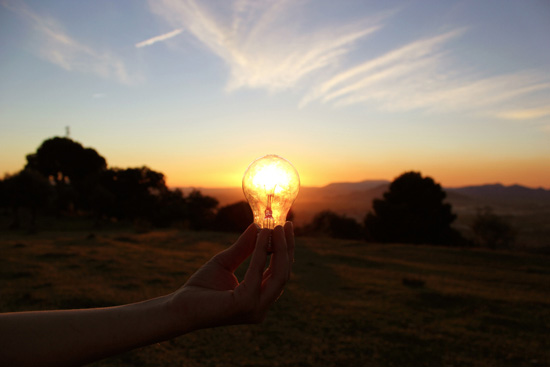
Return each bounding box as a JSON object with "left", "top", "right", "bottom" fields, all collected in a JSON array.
[
  {"left": 0, "top": 222, "right": 294, "bottom": 367},
  {"left": 168, "top": 222, "right": 295, "bottom": 332}
]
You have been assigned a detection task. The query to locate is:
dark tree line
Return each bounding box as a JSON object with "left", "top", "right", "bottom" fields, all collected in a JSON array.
[
  {"left": 0, "top": 137, "right": 229, "bottom": 232},
  {"left": 1, "top": 136, "right": 514, "bottom": 246},
  {"left": 0, "top": 169, "right": 53, "bottom": 230}
]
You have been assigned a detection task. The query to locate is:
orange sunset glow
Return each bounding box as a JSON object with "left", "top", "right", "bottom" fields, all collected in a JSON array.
[
  {"left": 154, "top": 155, "right": 550, "bottom": 190},
  {"left": 1, "top": 0, "right": 549, "bottom": 190}
]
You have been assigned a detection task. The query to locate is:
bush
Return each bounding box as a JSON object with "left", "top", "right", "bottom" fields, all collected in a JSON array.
[
  {"left": 471, "top": 207, "right": 515, "bottom": 249},
  {"left": 213, "top": 201, "right": 253, "bottom": 232},
  {"left": 305, "top": 210, "right": 363, "bottom": 239},
  {"left": 1, "top": 169, "right": 54, "bottom": 231}
]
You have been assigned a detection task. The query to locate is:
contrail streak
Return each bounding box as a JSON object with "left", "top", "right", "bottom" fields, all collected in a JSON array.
[{"left": 135, "top": 28, "right": 183, "bottom": 48}]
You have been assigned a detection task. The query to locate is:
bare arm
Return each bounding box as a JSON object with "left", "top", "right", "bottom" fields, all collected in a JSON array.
[
  {"left": 0, "top": 222, "right": 295, "bottom": 367},
  {"left": 0, "top": 296, "right": 178, "bottom": 367}
]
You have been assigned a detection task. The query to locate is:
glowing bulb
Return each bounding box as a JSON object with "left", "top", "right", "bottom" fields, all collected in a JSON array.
[{"left": 242, "top": 154, "right": 300, "bottom": 229}]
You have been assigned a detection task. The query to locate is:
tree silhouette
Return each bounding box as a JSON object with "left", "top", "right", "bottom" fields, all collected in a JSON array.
[
  {"left": 87, "top": 183, "right": 116, "bottom": 227},
  {"left": 151, "top": 188, "right": 187, "bottom": 228},
  {"left": 185, "top": 190, "right": 219, "bottom": 230},
  {"left": 1, "top": 136, "right": 233, "bottom": 230},
  {"left": 1, "top": 169, "right": 54, "bottom": 231},
  {"left": 213, "top": 201, "right": 253, "bottom": 232},
  {"left": 100, "top": 166, "right": 168, "bottom": 222},
  {"left": 306, "top": 210, "right": 363, "bottom": 239},
  {"left": 26, "top": 137, "right": 106, "bottom": 185},
  {"left": 364, "top": 171, "right": 459, "bottom": 245},
  {"left": 25, "top": 137, "right": 107, "bottom": 212}
]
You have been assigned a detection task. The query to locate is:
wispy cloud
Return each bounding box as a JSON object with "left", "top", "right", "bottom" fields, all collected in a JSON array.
[
  {"left": 135, "top": 28, "right": 183, "bottom": 48},
  {"left": 148, "top": 0, "right": 385, "bottom": 91},
  {"left": 3, "top": 0, "right": 139, "bottom": 84},
  {"left": 148, "top": 0, "right": 549, "bottom": 122},
  {"left": 301, "top": 29, "right": 467, "bottom": 107},
  {"left": 302, "top": 28, "right": 550, "bottom": 120},
  {"left": 496, "top": 107, "right": 550, "bottom": 121}
]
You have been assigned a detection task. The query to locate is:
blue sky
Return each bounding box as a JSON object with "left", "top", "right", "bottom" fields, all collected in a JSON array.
[{"left": 1, "top": 0, "right": 549, "bottom": 188}]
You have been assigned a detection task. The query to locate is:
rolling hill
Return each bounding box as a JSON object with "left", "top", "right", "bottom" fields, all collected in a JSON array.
[
  {"left": 183, "top": 181, "right": 550, "bottom": 225},
  {"left": 181, "top": 181, "right": 550, "bottom": 247}
]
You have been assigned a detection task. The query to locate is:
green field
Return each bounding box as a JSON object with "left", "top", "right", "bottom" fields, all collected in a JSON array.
[{"left": 1, "top": 228, "right": 549, "bottom": 366}]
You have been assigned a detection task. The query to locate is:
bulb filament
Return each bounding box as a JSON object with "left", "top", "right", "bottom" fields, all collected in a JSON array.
[{"left": 263, "top": 193, "right": 274, "bottom": 229}]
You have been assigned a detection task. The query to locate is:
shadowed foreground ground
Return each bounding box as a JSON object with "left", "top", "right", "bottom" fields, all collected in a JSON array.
[{"left": 1, "top": 229, "right": 549, "bottom": 366}]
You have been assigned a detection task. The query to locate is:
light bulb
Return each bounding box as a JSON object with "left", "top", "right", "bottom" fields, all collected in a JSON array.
[{"left": 242, "top": 154, "right": 300, "bottom": 229}]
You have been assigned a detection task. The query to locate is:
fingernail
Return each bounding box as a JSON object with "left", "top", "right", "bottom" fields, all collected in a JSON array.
[{"left": 285, "top": 221, "right": 294, "bottom": 233}]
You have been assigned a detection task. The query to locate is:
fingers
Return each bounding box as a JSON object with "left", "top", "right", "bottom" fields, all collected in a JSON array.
[
  {"left": 284, "top": 221, "right": 295, "bottom": 279},
  {"left": 264, "top": 221, "right": 294, "bottom": 279},
  {"left": 214, "top": 223, "right": 258, "bottom": 272},
  {"left": 260, "top": 225, "right": 290, "bottom": 308},
  {"left": 242, "top": 228, "right": 270, "bottom": 290}
]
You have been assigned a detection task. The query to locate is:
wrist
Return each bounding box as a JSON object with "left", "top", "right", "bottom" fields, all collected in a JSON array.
[
  {"left": 165, "top": 290, "right": 200, "bottom": 335},
  {"left": 166, "top": 287, "right": 241, "bottom": 332}
]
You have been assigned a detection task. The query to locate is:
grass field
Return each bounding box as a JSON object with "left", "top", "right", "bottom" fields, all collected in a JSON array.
[{"left": 1, "top": 228, "right": 549, "bottom": 366}]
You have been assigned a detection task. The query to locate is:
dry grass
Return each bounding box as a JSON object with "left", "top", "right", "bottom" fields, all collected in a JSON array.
[{"left": 1, "top": 229, "right": 549, "bottom": 366}]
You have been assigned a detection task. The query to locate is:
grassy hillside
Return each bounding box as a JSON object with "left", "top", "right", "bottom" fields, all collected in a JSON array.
[{"left": 1, "top": 229, "right": 549, "bottom": 366}]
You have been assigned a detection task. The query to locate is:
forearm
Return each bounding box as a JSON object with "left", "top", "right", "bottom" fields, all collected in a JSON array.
[
  {"left": 0, "top": 294, "right": 185, "bottom": 367},
  {"left": 0, "top": 223, "right": 292, "bottom": 367}
]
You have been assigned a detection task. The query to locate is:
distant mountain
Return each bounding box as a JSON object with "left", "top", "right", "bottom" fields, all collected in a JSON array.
[
  {"left": 448, "top": 183, "right": 550, "bottom": 198},
  {"left": 446, "top": 184, "right": 550, "bottom": 208},
  {"left": 292, "top": 181, "right": 390, "bottom": 225},
  {"left": 180, "top": 182, "right": 550, "bottom": 226},
  {"left": 320, "top": 180, "right": 390, "bottom": 193}
]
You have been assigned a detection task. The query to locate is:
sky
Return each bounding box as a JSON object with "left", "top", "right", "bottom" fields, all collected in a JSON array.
[{"left": 1, "top": 0, "right": 549, "bottom": 189}]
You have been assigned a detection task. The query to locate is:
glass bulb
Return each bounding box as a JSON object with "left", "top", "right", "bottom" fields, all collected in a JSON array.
[{"left": 242, "top": 154, "right": 300, "bottom": 229}]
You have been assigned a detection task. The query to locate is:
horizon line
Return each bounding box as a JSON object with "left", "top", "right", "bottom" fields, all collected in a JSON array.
[{"left": 172, "top": 180, "right": 550, "bottom": 191}]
